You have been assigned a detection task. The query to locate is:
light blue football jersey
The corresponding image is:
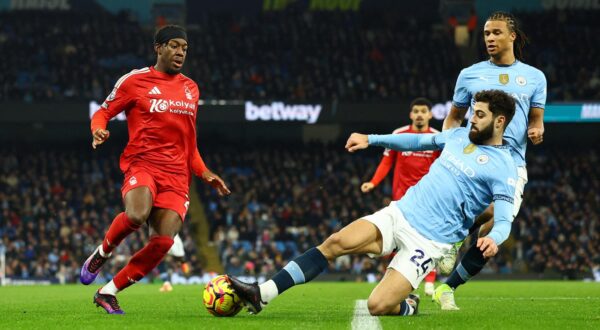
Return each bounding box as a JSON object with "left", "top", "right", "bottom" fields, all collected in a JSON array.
[
  {"left": 369, "top": 128, "right": 518, "bottom": 244},
  {"left": 453, "top": 60, "right": 547, "bottom": 166}
]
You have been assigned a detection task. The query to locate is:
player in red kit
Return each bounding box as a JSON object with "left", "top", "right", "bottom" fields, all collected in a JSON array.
[
  {"left": 361, "top": 97, "right": 440, "bottom": 295},
  {"left": 79, "top": 25, "right": 230, "bottom": 314}
]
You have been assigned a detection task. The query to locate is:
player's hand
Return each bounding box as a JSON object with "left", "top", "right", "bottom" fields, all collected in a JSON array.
[
  {"left": 477, "top": 237, "right": 499, "bottom": 258},
  {"left": 201, "top": 170, "right": 231, "bottom": 196},
  {"left": 92, "top": 129, "right": 110, "bottom": 149},
  {"left": 345, "top": 133, "right": 369, "bottom": 153},
  {"left": 361, "top": 182, "right": 375, "bottom": 193},
  {"left": 527, "top": 127, "right": 544, "bottom": 145}
]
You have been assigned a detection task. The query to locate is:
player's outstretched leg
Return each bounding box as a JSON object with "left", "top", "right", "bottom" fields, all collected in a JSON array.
[
  {"left": 228, "top": 247, "right": 328, "bottom": 314},
  {"left": 227, "top": 276, "right": 265, "bottom": 314},
  {"left": 94, "top": 290, "right": 124, "bottom": 314},
  {"left": 229, "top": 219, "right": 382, "bottom": 314}
]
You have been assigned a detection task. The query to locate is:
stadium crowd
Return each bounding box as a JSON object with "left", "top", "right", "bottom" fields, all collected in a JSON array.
[
  {"left": 1, "top": 142, "right": 598, "bottom": 283},
  {"left": 0, "top": 9, "right": 459, "bottom": 103},
  {"left": 0, "top": 147, "right": 199, "bottom": 284},
  {"left": 198, "top": 142, "right": 600, "bottom": 282},
  {"left": 2, "top": 9, "right": 598, "bottom": 103}
]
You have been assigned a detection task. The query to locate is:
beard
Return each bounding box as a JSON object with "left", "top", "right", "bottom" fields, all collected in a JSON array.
[
  {"left": 469, "top": 123, "right": 494, "bottom": 144},
  {"left": 165, "top": 65, "right": 182, "bottom": 75}
]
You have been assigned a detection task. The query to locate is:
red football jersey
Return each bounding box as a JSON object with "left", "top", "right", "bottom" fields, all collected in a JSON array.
[
  {"left": 369, "top": 125, "right": 441, "bottom": 200},
  {"left": 91, "top": 66, "right": 206, "bottom": 181}
]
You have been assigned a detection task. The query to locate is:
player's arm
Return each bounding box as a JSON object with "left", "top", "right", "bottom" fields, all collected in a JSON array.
[
  {"left": 362, "top": 152, "right": 395, "bottom": 193},
  {"left": 442, "top": 105, "right": 469, "bottom": 131},
  {"left": 91, "top": 107, "right": 118, "bottom": 149},
  {"left": 346, "top": 131, "right": 448, "bottom": 153},
  {"left": 90, "top": 78, "right": 135, "bottom": 149},
  {"left": 477, "top": 199, "right": 513, "bottom": 258},
  {"left": 478, "top": 166, "right": 519, "bottom": 258},
  {"left": 528, "top": 72, "right": 547, "bottom": 145},
  {"left": 443, "top": 69, "right": 471, "bottom": 131},
  {"left": 527, "top": 107, "right": 544, "bottom": 145},
  {"left": 192, "top": 148, "right": 231, "bottom": 197},
  {"left": 189, "top": 82, "right": 230, "bottom": 196}
]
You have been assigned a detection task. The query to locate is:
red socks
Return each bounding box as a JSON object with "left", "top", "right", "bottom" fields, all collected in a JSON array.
[
  {"left": 113, "top": 236, "right": 174, "bottom": 290},
  {"left": 424, "top": 268, "right": 437, "bottom": 283},
  {"left": 102, "top": 213, "right": 141, "bottom": 254}
]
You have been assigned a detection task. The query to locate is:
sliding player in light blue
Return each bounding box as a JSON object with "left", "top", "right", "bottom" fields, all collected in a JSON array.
[
  {"left": 435, "top": 11, "right": 547, "bottom": 310},
  {"left": 228, "top": 90, "right": 518, "bottom": 316}
]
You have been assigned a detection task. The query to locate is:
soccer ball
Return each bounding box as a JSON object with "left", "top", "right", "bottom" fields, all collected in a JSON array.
[{"left": 203, "top": 275, "right": 243, "bottom": 317}]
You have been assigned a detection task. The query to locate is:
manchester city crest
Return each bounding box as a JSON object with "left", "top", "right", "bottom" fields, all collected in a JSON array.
[
  {"left": 477, "top": 154, "right": 489, "bottom": 165},
  {"left": 516, "top": 76, "right": 527, "bottom": 86}
]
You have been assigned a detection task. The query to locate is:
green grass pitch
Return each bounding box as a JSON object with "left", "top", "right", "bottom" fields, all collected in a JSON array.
[{"left": 1, "top": 281, "right": 599, "bottom": 329}]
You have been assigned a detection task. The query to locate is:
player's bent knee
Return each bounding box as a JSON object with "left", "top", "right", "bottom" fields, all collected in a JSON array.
[
  {"left": 125, "top": 208, "right": 151, "bottom": 226},
  {"left": 367, "top": 298, "right": 394, "bottom": 316}
]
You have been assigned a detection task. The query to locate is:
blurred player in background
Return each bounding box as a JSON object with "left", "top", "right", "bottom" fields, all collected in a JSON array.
[
  {"left": 159, "top": 234, "right": 190, "bottom": 292},
  {"left": 361, "top": 97, "right": 441, "bottom": 295},
  {"left": 229, "top": 90, "right": 518, "bottom": 317},
  {"left": 79, "top": 25, "right": 230, "bottom": 314},
  {"left": 435, "top": 11, "right": 546, "bottom": 310}
]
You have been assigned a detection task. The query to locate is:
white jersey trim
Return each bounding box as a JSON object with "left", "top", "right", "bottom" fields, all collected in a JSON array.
[{"left": 113, "top": 67, "right": 150, "bottom": 90}]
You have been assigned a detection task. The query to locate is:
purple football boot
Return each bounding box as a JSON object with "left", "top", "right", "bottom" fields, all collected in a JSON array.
[
  {"left": 94, "top": 290, "right": 125, "bottom": 314},
  {"left": 80, "top": 245, "right": 109, "bottom": 285}
]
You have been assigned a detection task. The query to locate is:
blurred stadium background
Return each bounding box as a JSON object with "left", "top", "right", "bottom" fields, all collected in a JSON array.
[{"left": 0, "top": 0, "right": 599, "bottom": 289}]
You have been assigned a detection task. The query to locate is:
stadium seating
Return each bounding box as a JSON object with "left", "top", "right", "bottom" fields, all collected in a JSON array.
[
  {"left": 2, "top": 9, "right": 598, "bottom": 103},
  {"left": 1, "top": 143, "right": 598, "bottom": 283},
  {"left": 0, "top": 147, "right": 198, "bottom": 283},
  {"left": 197, "top": 142, "right": 600, "bottom": 281}
]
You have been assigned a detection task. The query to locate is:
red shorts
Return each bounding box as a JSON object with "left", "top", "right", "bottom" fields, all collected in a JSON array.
[{"left": 121, "top": 165, "right": 190, "bottom": 221}]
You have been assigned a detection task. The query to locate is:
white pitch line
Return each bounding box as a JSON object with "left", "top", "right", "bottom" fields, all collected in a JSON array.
[
  {"left": 351, "top": 300, "right": 382, "bottom": 330},
  {"left": 459, "top": 297, "right": 600, "bottom": 300}
]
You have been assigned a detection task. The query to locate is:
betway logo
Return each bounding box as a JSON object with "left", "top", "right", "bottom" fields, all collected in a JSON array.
[
  {"left": 245, "top": 102, "right": 322, "bottom": 124},
  {"left": 150, "top": 99, "right": 196, "bottom": 113},
  {"left": 581, "top": 103, "right": 600, "bottom": 119}
]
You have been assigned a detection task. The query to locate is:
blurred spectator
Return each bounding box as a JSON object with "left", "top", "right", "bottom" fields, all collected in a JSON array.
[
  {"left": 0, "top": 9, "right": 461, "bottom": 102},
  {"left": 1, "top": 143, "right": 598, "bottom": 282},
  {"left": 467, "top": 9, "right": 477, "bottom": 45},
  {"left": 197, "top": 141, "right": 600, "bottom": 281},
  {"left": 0, "top": 146, "right": 197, "bottom": 283},
  {"left": 2, "top": 9, "right": 598, "bottom": 103}
]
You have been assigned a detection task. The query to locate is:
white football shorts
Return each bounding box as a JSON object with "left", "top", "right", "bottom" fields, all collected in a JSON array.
[{"left": 363, "top": 203, "right": 452, "bottom": 288}]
